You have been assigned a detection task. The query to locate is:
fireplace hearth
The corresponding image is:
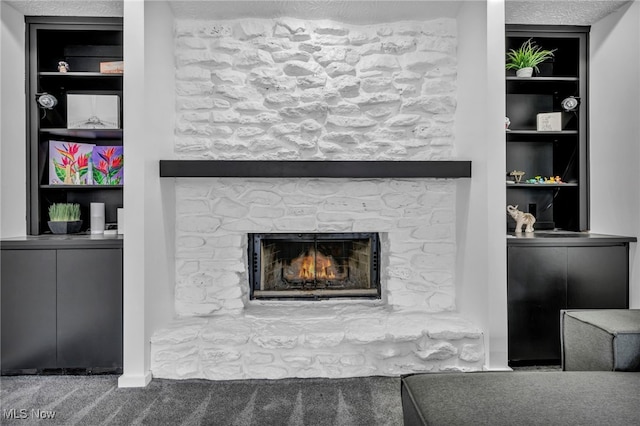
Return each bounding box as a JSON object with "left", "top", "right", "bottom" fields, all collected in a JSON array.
[{"left": 249, "top": 233, "right": 380, "bottom": 300}]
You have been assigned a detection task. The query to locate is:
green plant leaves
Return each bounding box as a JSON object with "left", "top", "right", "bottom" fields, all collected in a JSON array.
[
  {"left": 48, "top": 203, "right": 80, "bottom": 221},
  {"left": 505, "top": 39, "right": 556, "bottom": 73}
]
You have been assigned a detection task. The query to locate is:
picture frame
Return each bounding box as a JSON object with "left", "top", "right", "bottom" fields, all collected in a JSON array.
[
  {"left": 49, "top": 140, "right": 94, "bottom": 185},
  {"left": 67, "top": 93, "right": 120, "bottom": 129},
  {"left": 92, "top": 145, "right": 124, "bottom": 185}
]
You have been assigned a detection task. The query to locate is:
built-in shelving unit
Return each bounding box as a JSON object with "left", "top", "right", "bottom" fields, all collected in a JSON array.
[
  {"left": 26, "top": 17, "right": 124, "bottom": 235},
  {"left": 505, "top": 25, "right": 589, "bottom": 232},
  {"left": 503, "top": 25, "right": 636, "bottom": 368}
]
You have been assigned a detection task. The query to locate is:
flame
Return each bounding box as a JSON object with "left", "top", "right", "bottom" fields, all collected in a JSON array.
[{"left": 298, "top": 250, "right": 336, "bottom": 280}]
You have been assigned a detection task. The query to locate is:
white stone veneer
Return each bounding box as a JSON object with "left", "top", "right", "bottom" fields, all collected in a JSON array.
[
  {"left": 173, "top": 18, "right": 457, "bottom": 161},
  {"left": 151, "top": 17, "right": 484, "bottom": 380}
]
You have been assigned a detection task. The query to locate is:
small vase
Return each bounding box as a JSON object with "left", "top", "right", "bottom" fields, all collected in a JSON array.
[
  {"left": 48, "top": 220, "right": 83, "bottom": 234},
  {"left": 516, "top": 67, "right": 533, "bottom": 78}
]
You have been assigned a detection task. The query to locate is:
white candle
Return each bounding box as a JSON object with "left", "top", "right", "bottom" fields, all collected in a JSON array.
[{"left": 90, "top": 202, "right": 105, "bottom": 234}]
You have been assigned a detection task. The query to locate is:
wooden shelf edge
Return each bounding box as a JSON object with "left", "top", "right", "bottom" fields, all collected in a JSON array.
[
  {"left": 40, "top": 185, "right": 123, "bottom": 189},
  {"left": 506, "top": 76, "right": 578, "bottom": 81},
  {"left": 507, "top": 183, "right": 578, "bottom": 188},
  {"left": 506, "top": 130, "right": 578, "bottom": 134},
  {"left": 39, "top": 72, "right": 123, "bottom": 77},
  {"left": 159, "top": 160, "right": 472, "bottom": 179}
]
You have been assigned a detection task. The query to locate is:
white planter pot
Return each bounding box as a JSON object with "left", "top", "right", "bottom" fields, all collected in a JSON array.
[{"left": 516, "top": 67, "right": 533, "bottom": 78}]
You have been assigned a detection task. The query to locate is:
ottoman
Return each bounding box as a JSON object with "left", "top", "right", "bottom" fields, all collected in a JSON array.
[
  {"left": 561, "top": 309, "right": 640, "bottom": 371},
  {"left": 401, "top": 371, "right": 640, "bottom": 425}
]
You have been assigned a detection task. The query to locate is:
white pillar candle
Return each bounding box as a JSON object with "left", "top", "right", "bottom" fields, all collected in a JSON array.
[
  {"left": 90, "top": 202, "right": 105, "bottom": 234},
  {"left": 117, "top": 208, "right": 124, "bottom": 235}
]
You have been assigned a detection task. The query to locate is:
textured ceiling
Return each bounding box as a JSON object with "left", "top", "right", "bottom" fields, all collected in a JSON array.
[
  {"left": 505, "top": 0, "right": 631, "bottom": 25},
  {"left": 4, "top": 0, "right": 631, "bottom": 25}
]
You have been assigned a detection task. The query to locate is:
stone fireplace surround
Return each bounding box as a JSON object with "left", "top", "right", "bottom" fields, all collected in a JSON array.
[{"left": 150, "top": 16, "right": 485, "bottom": 380}]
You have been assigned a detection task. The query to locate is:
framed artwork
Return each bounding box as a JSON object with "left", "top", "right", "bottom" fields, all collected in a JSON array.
[
  {"left": 49, "top": 141, "right": 94, "bottom": 185},
  {"left": 92, "top": 146, "right": 124, "bottom": 185},
  {"left": 67, "top": 94, "right": 120, "bottom": 129}
]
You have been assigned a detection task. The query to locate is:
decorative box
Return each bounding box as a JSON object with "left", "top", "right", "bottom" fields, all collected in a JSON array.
[
  {"left": 536, "top": 112, "right": 571, "bottom": 132},
  {"left": 100, "top": 61, "right": 124, "bottom": 74}
]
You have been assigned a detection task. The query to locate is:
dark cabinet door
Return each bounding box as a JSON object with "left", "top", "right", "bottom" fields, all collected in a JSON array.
[
  {"left": 1, "top": 250, "right": 57, "bottom": 371},
  {"left": 567, "top": 246, "right": 629, "bottom": 308},
  {"left": 56, "top": 248, "right": 122, "bottom": 369},
  {"left": 507, "top": 246, "right": 567, "bottom": 363}
]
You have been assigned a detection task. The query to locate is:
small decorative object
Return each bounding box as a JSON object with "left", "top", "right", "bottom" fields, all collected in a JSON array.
[
  {"left": 525, "top": 175, "right": 563, "bottom": 184},
  {"left": 536, "top": 112, "right": 571, "bottom": 131},
  {"left": 509, "top": 170, "right": 525, "bottom": 183},
  {"left": 92, "top": 146, "right": 123, "bottom": 185},
  {"left": 36, "top": 92, "right": 58, "bottom": 109},
  {"left": 100, "top": 61, "right": 124, "bottom": 74},
  {"left": 117, "top": 208, "right": 124, "bottom": 235},
  {"left": 561, "top": 96, "right": 580, "bottom": 112},
  {"left": 67, "top": 94, "right": 120, "bottom": 129},
  {"left": 90, "top": 202, "right": 105, "bottom": 235},
  {"left": 35, "top": 92, "right": 58, "bottom": 119},
  {"left": 48, "top": 203, "right": 82, "bottom": 234},
  {"left": 507, "top": 205, "right": 536, "bottom": 233},
  {"left": 505, "top": 117, "right": 511, "bottom": 131},
  {"left": 58, "top": 61, "right": 69, "bottom": 72},
  {"left": 505, "top": 38, "right": 556, "bottom": 78},
  {"left": 49, "top": 141, "right": 94, "bottom": 185}
]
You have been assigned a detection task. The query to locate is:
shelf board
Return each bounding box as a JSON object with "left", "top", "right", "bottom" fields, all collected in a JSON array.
[
  {"left": 39, "top": 72, "right": 122, "bottom": 77},
  {"left": 41, "top": 128, "right": 122, "bottom": 139},
  {"left": 506, "top": 76, "right": 578, "bottom": 82},
  {"left": 506, "top": 130, "right": 578, "bottom": 135},
  {"left": 40, "top": 185, "right": 123, "bottom": 190},
  {"left": 506, "top": 183, "right": 578, "bottom": 188},
  {"left": 159, "top": 160, "right": 472, "bottom": 178}
]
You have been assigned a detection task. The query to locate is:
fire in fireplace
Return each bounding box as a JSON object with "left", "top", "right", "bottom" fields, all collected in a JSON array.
[{"left": 248, "top": 233, "right": 380, "bottom": 300}]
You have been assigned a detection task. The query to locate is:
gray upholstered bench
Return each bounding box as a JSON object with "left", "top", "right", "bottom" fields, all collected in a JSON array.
[
  {"left": 401, "top": 371, "right": 640, "bottom": 425},
  {"left": 561, "top": 309, "right": 640, "bottom": 371}
]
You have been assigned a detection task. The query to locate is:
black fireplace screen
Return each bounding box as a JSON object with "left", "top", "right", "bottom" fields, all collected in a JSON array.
[{"left": 248, "top": 233, "right": 380, "bottom": 299}]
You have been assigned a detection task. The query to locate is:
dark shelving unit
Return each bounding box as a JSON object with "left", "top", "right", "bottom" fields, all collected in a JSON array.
[
  {"left": 505, "top": 26, "right": 634, "bottom": 368},
  {"left": 26, "top": 17, "right": 123, "bottom": 235},
  {"left": 505, "top": 25, "right": 589, "bottom": 232}
]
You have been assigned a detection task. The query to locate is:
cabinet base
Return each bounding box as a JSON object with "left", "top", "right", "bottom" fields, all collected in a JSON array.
[{"left": 1, "top": 367, "right": 122, "bottom": 376}]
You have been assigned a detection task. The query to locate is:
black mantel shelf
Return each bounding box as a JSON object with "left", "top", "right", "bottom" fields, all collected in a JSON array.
[{"left": 159, "top": 160, "right": 471, "bottom": 179}]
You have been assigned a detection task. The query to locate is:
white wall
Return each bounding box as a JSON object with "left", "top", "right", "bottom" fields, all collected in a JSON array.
[
  {"left": 0, "top": 2, "right": 27, "bottom": 238},
  {"left": 590, "top": 1, "right": 640, "bottom": 308},
  {"left": 455, "top": 0, "right": 508, "bottom": 370},
  {"left": 143, "top": 0, "right": 176, "bottom": 371},
  {"left": 119, "top": 0, "right": 176, "bottom": 388}
]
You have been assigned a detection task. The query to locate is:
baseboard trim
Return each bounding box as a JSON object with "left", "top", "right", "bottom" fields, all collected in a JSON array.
[
  {"left": 483, "top": 366, "right": 514, "bottom": 372},
  {"left": 118, "top": 371, "right": 152, "bottom": 388}
]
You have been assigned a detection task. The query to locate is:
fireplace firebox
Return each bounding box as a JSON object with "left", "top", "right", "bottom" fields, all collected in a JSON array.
[{"left": 248, "top": 233, "right": 380, "bottom": 300}]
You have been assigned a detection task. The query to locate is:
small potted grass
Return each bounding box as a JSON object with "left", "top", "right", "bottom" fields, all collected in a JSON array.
[
  {"left": 506, "top": 38, "right": 556, "bottom": 77},
  {"left": 48, "top": 203, "right": 82, "bottom": 234}
]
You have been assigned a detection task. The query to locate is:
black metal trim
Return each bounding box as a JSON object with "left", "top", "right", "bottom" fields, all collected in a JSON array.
[
  {"left": 160, "top": 160, "right": 471, "bottom": 178},
  {"left": 506, "top": 25, "right": 590, "bottom": 34},
  {"left": 248, "top": 232, "right": 381, "bottom": 300}
]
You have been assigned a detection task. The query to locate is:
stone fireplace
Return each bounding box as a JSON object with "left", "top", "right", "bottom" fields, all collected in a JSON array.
[
  {"left": 150, "top": 16, "right": 484, "bottom": 380},
  {"left": 249, "top": 232, "right": 380, "bottom": 299}
]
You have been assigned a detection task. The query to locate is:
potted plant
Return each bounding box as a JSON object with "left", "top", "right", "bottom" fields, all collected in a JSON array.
[
  {"left": 48, "top": 203, "right": 82, "bottom": 234},
  {"left": 506, "top": 39, "right": 556, "bottom": 77}
]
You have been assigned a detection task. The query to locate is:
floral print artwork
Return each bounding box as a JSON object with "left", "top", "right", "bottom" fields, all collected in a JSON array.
[
  {"left": 49, "top": 141, "right": 123, "bottom": 186},
  {"left": 49, "top": 141, "right": 94, "bottom": 185},
  {"left": 92, "top": 146, "right": 124, "bottom": 185}
]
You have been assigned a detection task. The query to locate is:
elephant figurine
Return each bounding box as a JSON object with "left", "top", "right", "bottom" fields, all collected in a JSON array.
[{"left": 507, "top": 205, "right": 535, "bottom": 233}]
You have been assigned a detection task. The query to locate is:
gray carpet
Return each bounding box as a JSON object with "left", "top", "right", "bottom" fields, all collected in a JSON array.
[{"left": 0, "top": 375, "right": 402, "bottom": 426}]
